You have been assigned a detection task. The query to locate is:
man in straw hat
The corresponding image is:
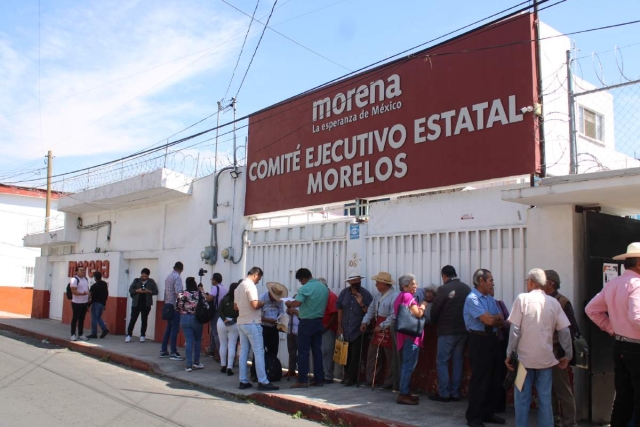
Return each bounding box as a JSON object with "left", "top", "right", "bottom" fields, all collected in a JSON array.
[
  {"left": 360, "top": 271, "right": 399, "bottom": 390},
  {"left": 337, "top": 274, "right": 373, "bottom": 386},
  {"left": 287, "top": 268, "right": 329, "bottom": 388},
  {"left": 586, "top": 242, "right": 640, "bottom": 427},
  {"left": 259, "top": 281, "right": 287, "bottom": 358}
]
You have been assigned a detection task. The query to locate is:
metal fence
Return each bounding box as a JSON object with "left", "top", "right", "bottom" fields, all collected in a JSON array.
[{"left": 568, "top": 49, "right": 640, "bottom": 174}]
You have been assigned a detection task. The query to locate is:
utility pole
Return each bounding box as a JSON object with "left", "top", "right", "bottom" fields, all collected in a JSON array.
[
  {"left": 215, "top": 101, "right": 222, "bottom": 175},
  {"left": 566, "top": 49, "right": 578, "bottom": 174},
  {"left": 231, "top": 97, "right": 237, "bottom": 168},
  {"left": 533, "top": 0, "right": 546, "bottom": 177},
  {"left": 45, "top": 150, "right": 52, "bottom": 232}
]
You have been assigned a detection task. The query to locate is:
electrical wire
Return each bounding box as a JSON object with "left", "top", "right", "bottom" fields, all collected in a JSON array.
[
  {"left": 222, "top": 0, "right": 351, "bottom": 72},
  {"left": 233, "top": 0, "right": 279, "bottom": 98},
  {"left": 5, "top": 0, "right": 575, "bottom": 186},
  {"left": 224, "top": 0, "right": 261, "bottom": 100}
]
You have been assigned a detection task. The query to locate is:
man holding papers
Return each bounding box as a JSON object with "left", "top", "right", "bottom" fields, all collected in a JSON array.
[{"left": 506, "top": 268, "right": 573, "bottom": 427}]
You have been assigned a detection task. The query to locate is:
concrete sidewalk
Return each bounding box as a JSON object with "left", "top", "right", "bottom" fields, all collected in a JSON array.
[{"left": 0, "top": 312, "right": 516, "bottom": 427}]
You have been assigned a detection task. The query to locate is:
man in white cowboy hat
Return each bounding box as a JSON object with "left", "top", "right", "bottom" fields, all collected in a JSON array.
[
  {"left": 337, "top": 274, "right": 373, "bottom": 386},
  {"left": 259, "top": 282, "right": 287, "bottom": 358},
  {"left": 586, "top": 242, "right": 640, "bottom": 427},
  {"left": 360, "top": 271, "right": 399, "bottom": 390}
]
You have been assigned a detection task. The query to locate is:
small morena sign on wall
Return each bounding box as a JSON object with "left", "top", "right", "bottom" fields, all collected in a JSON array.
[{"left": 68, "top": 260, "right": 110, "bottom": 279}]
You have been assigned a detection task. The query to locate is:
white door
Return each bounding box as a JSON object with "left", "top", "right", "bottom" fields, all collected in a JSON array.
[
  {"left": 125, "top": 259, "right": 159, "bottom": 340},
  {"left": 50, "top": 262, "right": 68, "bottom": 320}
]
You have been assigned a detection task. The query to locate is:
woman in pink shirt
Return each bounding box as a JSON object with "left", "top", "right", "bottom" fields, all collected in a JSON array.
[{"left": 394, "top": 273, "right": 429, "bottom": 405}]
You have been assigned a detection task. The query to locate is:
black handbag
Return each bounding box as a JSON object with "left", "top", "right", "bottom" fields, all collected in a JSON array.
[
  {"left": 503, "top": 351, "right": 519, "bottom": 390},
  {"left": 195, "top": 291, "right": 212, "bottom": 324},
  {"left": 395, "top": 304, "right": 425, "bottom": 337},
  {"left": 161, "top": 303, "right": 175, "bottom": 321}
]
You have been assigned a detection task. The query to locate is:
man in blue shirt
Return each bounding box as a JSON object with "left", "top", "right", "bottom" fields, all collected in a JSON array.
[{"left": 463, "top": 268, "right": 506, "bottom": 427}]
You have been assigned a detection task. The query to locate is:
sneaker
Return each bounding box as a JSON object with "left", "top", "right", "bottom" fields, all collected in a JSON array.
[
  {"left": 193, "top": 363, "right": 204, "bottom": 370},
  {"left": 159, "top": 351, "right": 170, "bottom": 358},
  {"left": 124, "top": 335, "right": 131, "bottom": 343},
  {"left": 220, "top": 366, "right": 227, "bottom": 373},
  {"left": 78, "top": 335, "right": 89, "bottom": 341},
  {"left": 257, "top": 382, "right": 279, "bottom": 391},
  {"left": 239, "top": 382, "right": 253, "bottom": 390},
  {"left": 100, "top": 329, "right": 109, "bottom": 339},
  {"left": 86, "top": 334, "right": 98, "bottom": 339},
  {"left": 185, "top": 366, "right": 193, "bottom": 373},
  {"left": 140, "top": 336, "right": 145, "bottom": 343},
  {"left": 227, "top": 368, "right": 234, "bottom": 376},
  {"left": 70, "top": 334, "right": 77, "bottom": 341},
  {"left": 170, "top": 353, "right": 185, "bottom": 361}
]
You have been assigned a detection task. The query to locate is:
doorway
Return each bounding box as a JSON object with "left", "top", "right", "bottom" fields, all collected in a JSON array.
[{"left": 125, "top": 259, "right": 159, "bottom": 340}]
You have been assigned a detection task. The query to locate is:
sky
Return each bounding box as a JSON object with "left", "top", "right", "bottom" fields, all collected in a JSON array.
[{"left": 0, "top": 0, "right": 639, "bottom": 190}]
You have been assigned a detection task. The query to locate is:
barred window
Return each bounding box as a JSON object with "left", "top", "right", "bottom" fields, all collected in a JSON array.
[{"left": 23, "top": 266, "right": 35, "bottom": 286}]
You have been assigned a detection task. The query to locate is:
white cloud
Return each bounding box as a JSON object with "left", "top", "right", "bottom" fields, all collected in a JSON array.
[{"left": 0, "top": 1, "right": 247, "bottom": 164}]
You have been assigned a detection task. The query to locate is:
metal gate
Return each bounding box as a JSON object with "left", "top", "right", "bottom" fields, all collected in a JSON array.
[
  {"left": 584, "top": 211, "right": 640, "bottom": 423},
  {"left": 365, "top": 227, "right": 527, "bottom": 304}
]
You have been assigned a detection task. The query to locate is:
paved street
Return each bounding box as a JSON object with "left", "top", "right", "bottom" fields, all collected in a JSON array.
[{"left": 0, "top": 330, "right": 317, "bottom": 427}]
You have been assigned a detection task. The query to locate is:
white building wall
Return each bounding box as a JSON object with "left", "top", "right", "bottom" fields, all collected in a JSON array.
[
  {"left": 0, "top": 193, "right": 58, "bottom": 288},
  {"left": 539, "top": 22, "right": 640, "bottom": 176}
]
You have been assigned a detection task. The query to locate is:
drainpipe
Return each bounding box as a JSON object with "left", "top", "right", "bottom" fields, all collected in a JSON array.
[{"left": 208, "top": 166, "right": 235, "bottom": 264}]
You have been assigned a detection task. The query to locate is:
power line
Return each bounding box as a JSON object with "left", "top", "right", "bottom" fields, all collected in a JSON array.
[
  {"left": 222, "top": 0, "right": 351, "bottom": 73},
  {"left": 5, "top": 1, "right": 572, "bottom": 186},
  {"left": 224, "top": 0, "right": 261, "bottom": 100},
  {"left": 233, "top": 0, "right": 278, "bottom": 98}
]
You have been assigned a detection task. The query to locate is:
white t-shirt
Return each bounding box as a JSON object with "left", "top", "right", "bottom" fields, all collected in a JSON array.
[
  {"left": 234, "top": 278, "right": 261, "bottom": 325},
  {"left": 508, "top": 289, "right": 571, "bottom": 369},
  {"left": 71, "top": 276, "right": 90, "bottom": 304}
]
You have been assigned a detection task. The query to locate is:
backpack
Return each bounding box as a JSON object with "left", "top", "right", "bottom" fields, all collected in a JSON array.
[
  {"left": 195, "top": 291, "right": 212, "bottom": 324},
  {"left": 251, "top": 352, "right": 283, "bottom": 382},
  {"left": 207, "top": 285, "right": 220, "bottom": 320},
  {"left": 65, "top": 276, "right": 80, "bottom": 300}
]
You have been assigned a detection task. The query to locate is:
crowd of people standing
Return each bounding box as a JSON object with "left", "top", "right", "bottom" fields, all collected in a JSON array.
[{"left": 66, "top": 239, "right": 640, "bottom": 427}]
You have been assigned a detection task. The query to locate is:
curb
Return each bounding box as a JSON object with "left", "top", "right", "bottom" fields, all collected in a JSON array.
[{"left": 0, "top": 322, "right": 411, "bottom": 427}]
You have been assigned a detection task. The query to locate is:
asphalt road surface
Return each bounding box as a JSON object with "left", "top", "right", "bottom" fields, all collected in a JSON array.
[{"left": 0, "top": 330, "right": 318, "bottom": 427}]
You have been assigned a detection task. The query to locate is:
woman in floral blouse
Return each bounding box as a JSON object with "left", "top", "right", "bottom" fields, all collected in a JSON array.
[{"left": 177, "top": 277, "right": 213, "bottom": 372}]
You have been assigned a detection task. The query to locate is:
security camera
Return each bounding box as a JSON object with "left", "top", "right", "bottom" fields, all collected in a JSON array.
[
  {"left": 520, "top": 106, "right": 534, "bottom": 114},
  {"left": 520, "top": 107, "right": 528, "bottom": 114}
]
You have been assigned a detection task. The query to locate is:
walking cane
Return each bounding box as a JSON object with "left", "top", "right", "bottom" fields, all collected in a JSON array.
[{"left": 371, "top": 329, "right": 385, "bottom": 391}]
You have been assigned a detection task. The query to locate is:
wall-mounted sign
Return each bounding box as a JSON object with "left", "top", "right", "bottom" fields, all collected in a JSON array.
[
  {"left": 244, "top": 14, "right": 538, "bottom": 215},
  {"left": 350, "top": 224, "right": 360, "bottom": 240},
  {"left": 68, "top": 260, "right": 110, "bottom": 279}
]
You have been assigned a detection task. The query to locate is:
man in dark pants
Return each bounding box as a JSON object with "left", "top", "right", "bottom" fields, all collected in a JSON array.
[
  {"left": 463, "top": 268, "right": 506, "bottom": 427},
  {"left": 287, "top": 268, "right": 329, "bottom": 388},
  {"left": 430, "top": 265, "right": 471, "bottom": 402},
  {"left": 336, "top": 275, "right": 373, "bottom": 386},
  {"left": 259, "top": 282, "right": 286, "bottom": 357},
  {"left": 125, "top": 268, "right": 158, "bottom": 343},
  {"left": 586, "top": 243, "right": 640, "bottom": 427}
]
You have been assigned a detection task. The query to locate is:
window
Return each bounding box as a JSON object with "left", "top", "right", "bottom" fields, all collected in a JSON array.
[
  {"left": 23, "top": 266, "right": 35, "bottom": 286},
  {"left": 578, "top": 106, "right": 604, "bottom": 142}
]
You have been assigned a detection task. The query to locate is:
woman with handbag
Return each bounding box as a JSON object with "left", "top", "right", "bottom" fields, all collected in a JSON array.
[
  {"left": 176, "top": 277, "right": 214, "bottom": 372},
  {"left": 394, "top": 273, "right": 429, "bottom": 405},
  {"left": 216, "top": 282, "right": 240, "bottom": 375}
]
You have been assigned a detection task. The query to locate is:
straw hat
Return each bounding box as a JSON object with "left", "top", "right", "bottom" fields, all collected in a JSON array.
[
  {"left": 344, "top": 275, "right": 363, "bottom": 283},
  {"left": 613, "top": 243, "right": 640, "bottom": 261},
  {"left": 266, "top": 282, "right": 288, "bottom": 301},
  {"left": 371, "top": 271, "right": 395, "bottom": 285}
]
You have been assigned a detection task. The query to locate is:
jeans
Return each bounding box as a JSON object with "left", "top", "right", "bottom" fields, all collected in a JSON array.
[
  {"left": 208, "top": 314, "right": 220, "bottom": 353},
  {"left": 611, "top": 340, "right": 640, "bottom": 427},
  {"left": 71, "top": 302, "right": 88, "bottom": 336},
  {"left": 181, "top": 314, "right": 203, "bottom": 367},
  {"left": 297, "top": 318, "right": 324, "bottom": 383},
  {"left": 217, "top": 317, "right": 239, "bottom": 369},
  {"left": 90, "top": 302, "right": 107, "bottom": 335},
  {"left": 436, "top": 334, "right": 467, "bottom": 398},
  {"left": 238, "top": 323, "right": 268, "bottom": 384},
  {"left": 161, "top": 306, "right": 181, "bottom": 354},
  {"left": 399, "top": 339, "right": 420, "bottom": 395},
  {"left": 127, "top": 305, "right": 151, "bottom": 337},
  {"left": 515, "top": 367, "right": 553, "bottom": 427},
  {"left": 321, "top": 329, "right": 336, "bottom": 380}
]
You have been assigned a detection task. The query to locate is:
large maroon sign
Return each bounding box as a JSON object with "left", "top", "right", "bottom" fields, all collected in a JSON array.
[{"left": 245, "top": 14, "right": 538, "bottom": 215}]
